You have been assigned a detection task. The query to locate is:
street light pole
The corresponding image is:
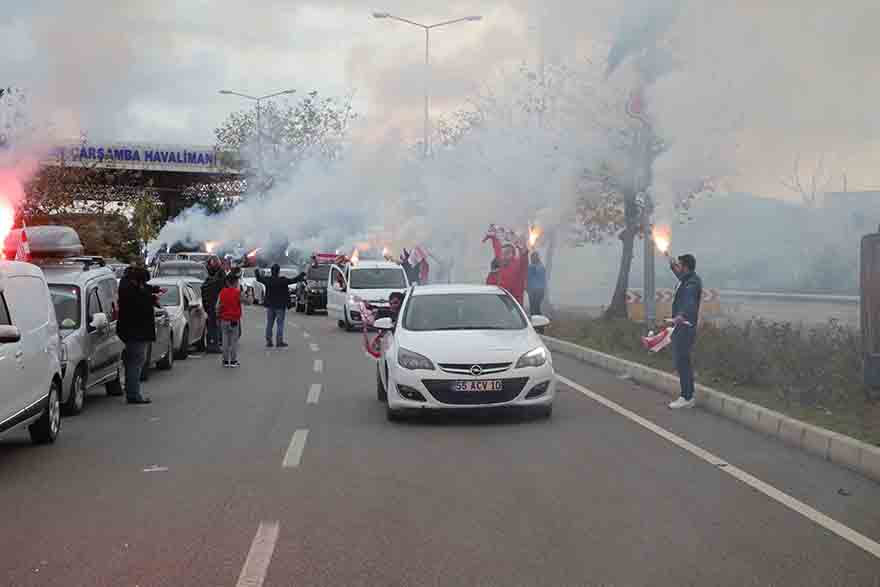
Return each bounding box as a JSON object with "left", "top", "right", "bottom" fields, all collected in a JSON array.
[
  {"left": 373, "top": 12, "right": 482, "bottom": 158},
  {"left": 218, "top": 88, "right": 296, "bottom": 193}
]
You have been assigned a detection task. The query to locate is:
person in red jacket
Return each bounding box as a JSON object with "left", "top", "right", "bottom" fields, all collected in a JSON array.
[
  {"left": 483, "top": 232, "right": 529, "bottom": 305},
  {"left": 217, "top": 272, "right": 243, "bottom": 368}
]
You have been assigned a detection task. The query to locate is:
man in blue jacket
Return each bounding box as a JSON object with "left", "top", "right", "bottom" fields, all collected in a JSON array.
[
  {"left": 668, "top": 253, "right": 702, "bottom": 409},
  {"left": 527, "top": 251, "right": 547, "bottom": 316}
]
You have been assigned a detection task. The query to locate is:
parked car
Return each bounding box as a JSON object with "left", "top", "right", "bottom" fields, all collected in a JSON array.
[
  {"left": 131, "top": 307, "right": 175, "bottom": 382},
  {"left": 149, "top": 277, "right": 207, "bottom": 359},
  {"left": 42, "top": 258, "right": 125, "bottom": 415},
  {"left": 240, "top": 268, "right": 266, "bottom": 305},
  {"left": 375, "top": 284, "right": 555, "bottom": 421},
  {"left": 0, "top": 260, "right": 64, "bottom": 444},
  {"left": 294, "top": 262, "right": 330, "bottom": 314},
  {"left": 153, "top": 260, "right": 209, "bottom": 289}
]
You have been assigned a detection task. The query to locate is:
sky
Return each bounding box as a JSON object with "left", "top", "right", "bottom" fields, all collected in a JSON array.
[{"left": 2, "top": 0, "right": 879, "bottom": 199}]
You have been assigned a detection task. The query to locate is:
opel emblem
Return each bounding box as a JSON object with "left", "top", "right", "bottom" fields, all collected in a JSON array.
[{"left": 470, "top": 364, "right": 483, "bottom": 376}]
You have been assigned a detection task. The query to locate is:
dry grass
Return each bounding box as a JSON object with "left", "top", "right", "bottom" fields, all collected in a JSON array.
[{"left": 547, "top": 313, "right": 880, "bottom": 446}]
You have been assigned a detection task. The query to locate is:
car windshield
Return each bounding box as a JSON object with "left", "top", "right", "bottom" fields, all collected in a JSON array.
[
  {"left": 349, "top": 267, "right": 407, "bottom": 289},
  {"left": 403, "top": 293, "right": 527, "bottom": 331},
  {"left": 307, "top": 265, "right": 330, "bottom": 281},
  {"left": 156, "top": 285, "right": 181, "bottom": 307},
  {"left": 49, "top": 285, "right": 81, "bottom": 330},
  {"left": 157, "top": 265, "right": 208, "bottom": 279}
]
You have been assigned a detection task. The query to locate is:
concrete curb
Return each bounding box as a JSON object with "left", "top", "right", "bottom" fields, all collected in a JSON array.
[{"left": 544, "top": 335, "right": 880, "bottom": 484}]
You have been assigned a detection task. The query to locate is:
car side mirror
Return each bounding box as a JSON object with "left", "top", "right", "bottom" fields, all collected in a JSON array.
[
  {"left": 531, "top": 315, "right": 550, "bottom": 328},
  {"left": 0, "top": 325, "right": 21, "bottom": 344},
  {"left": 90, "top": 312, "right": 109, "bottom": 331},
  {"left": 373, "top": 317, "right": 394, "bottom": 331}
]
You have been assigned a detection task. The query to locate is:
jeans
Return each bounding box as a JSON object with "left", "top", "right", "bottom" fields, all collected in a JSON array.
[
  {"left": 528, "top": 289, "right": 545, "bottom": 316},
  {"left": 206, "top": 307, "right": 220, "bottom": 349},
  {"left": 221, "top": 320, "right": 241, "bottom": 363},
  {"left": 124, "top": 341, "right": 149, "bottom": 400},
  {"left": 672, "top": 327, "right": 696, "bottom": 400},
  {"left": 265, "top": 307, "right": 286, "bottom": 343}
]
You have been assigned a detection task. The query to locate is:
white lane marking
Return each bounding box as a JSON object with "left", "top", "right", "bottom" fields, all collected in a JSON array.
[
  {"left": 235, "top": 521, "right": 280, "bottom": 587},
  {"left": 282, "top": 429, "right": 309, "bottom": 468},
  {"left": 303, "top": 331, "right": 311, "bottom": 339},
  {"left": 313, "top": 359, "right": 323, "bottom": 373},
  {"left": 143, "top": 465, "right": 168, "bottom": 473},
  {"left": 307, "top": 383, "right": 322, "bottom": 404},
  {"left": 557, "top": 374, "right": 880, "bottom": 560},
  {"left": 309, "top": 343, "right": 320, "bottom": 352}
]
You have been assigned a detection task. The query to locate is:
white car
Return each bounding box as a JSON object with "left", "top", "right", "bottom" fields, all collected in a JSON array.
[
  {"left": 149, "top": 277, "right": 207, "bottom": 359},
  {"left": 240, "top": 268, "right": 266, "bottom": 305},
  {"left": 327, "top": 260, "right": 409, "bottom": 330},
  {"left": 375, "top": 284, "right": 555, "bottom": 421},
  {"left": 0, "top": 261, "right": 64, "bottom": 443}
]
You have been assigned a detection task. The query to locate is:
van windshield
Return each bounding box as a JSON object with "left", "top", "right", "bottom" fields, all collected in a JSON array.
[
  {"left": 349, "top": 268, "right": 407, "bottom": 289},
  {"left": 49, "top": 285, "right": 81, "bottom": 330}
]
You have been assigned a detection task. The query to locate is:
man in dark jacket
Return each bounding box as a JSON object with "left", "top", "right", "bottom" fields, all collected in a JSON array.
[
  {"left": 117, "top": 266, "right": 158, "bottom": 404},
  {"left": 256, "top": 264, "right": 305, "bottom": 348},
  {"left": 201, "top": 256, "right": 225, "bottom": 353},
  {"left": 527, "top": 251, "right": 547, "bottom": 316},
  {"left": 668, "top": 253, "right": 702, "bottom": 409}
]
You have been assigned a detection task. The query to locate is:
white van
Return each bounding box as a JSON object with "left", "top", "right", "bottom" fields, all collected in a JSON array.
[
  {"left": 327, "top": 260, "right": 410, "bottom": 330},
  {"left": 0, "top": 261, "right": 64, "bottom": 443}
]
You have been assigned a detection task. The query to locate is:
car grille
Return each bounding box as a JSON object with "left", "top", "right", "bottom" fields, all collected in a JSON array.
[
  {"left": 438, "top": 362, "right": 512, "bottom": 375},
  {"left": 421, "top": 377, "right": 529, "bottom": 405}
]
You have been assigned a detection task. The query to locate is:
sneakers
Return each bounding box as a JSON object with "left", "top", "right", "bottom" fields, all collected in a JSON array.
[
  {"left": 230, "top": 361, "right": 241, "bottom": 368},
  {"left": 277, "top": 341, "right": 289, "bottom": 348},
  {"left": 223, "top": 361, "right": 230, "bottom": 368},
  {"left": 266, "top": 340, "right": 274, "bottom": 348},
  {"left": 669, "top": 396, "right": 696, "bottom": 409}
]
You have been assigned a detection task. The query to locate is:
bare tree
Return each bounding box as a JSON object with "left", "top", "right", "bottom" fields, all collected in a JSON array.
[{"left": 781, "top": 153, "right": 832, "bottom": 207}]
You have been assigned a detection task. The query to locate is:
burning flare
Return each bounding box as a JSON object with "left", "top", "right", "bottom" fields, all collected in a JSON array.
[
  {"left": 0, "top": 201, "right": 13, "bottom": 253},
  {"left": 382, "top": 246, "right": 389, "bottom": 257},
  {"left": 528, "top": 226, "right": 541, "bottom": 248},
  {"left": 350, "top": 248, "right": 360, "bottom": 266},
  {"left": 205, "top": 241, "right": 218, "bottom": 253},
  {"left": 247, "top": 248, "right": 261, "bottom": 259},
  {"left": 652, "top": 225, "right": 671, "bottom": 256}
]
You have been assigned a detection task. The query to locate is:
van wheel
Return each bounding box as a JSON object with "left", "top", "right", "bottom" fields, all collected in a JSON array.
[
  {"left": 62, "top": 367, "right": 86, "bottom": 416},
  {"left": 337, "top": 320, "right": 346, "bottom": 329},
  {"left": 376, "top": 364, "right": 387, "bottom": 401},
  {"left": 140, "top": 344, "right": 152, "bottom": 382},
  {"left": 157, "top": 338, "right": 174, "bottom": 370},
  {"left": 30, "top": 379, "right": 61, "bottom": 444},
  {"left": 106, "top": 364, "right": 123, "bottom": 396},
  {"left": 175, "top": 328, "right": 189, "bottom": 360}
]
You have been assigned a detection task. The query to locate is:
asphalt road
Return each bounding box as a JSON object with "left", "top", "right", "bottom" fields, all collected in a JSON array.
[{"left": 2, "top": 306, "right": 880, "bottom": 586}]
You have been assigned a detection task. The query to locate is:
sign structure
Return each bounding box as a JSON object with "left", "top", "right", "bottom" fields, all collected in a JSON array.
[{"left": 44, "top": 142, "right": 239, "bottom": 174}]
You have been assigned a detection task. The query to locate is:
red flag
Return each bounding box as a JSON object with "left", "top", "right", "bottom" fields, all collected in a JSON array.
[
  {"left": 15, "top": 221, "right": 29, "bottom": 262},
  {"left": 641, "top": 326, "right": 675, "bottom": 353}
]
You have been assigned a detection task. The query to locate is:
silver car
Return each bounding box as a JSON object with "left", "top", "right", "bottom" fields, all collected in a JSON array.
[
  {"left": 149, "top": 277, "right": 208, "bottom": 359},
  {"left": 42, "top": 260, "right": 125, "bottom": 415}
]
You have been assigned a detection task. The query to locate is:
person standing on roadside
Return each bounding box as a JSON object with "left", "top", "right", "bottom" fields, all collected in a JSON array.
[
  {"left": 201, "top": 256, "right": 225, "bottom": 354},
  {"left": 256, "top": 264, "right": 306, "bottom": 348},
  {"left": 217, "top": 270, "right": 243, "bottom": 368},
  {"left": 527, "top": 251, "right": 547, "bottom": 316},
  {"left": 117, "top": 266, "right": 158, "bottom": 404},
  {"left": 668, "top": 253, "right": 702, "bottom": 409}
]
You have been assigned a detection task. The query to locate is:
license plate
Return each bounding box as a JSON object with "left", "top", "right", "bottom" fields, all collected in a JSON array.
[{"left": 452, "top": 380, "right": 503, "bottom": 392}]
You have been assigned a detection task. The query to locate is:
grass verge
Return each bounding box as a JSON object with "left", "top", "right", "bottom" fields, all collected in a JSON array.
[{"left": 546, "top": 312, "right": 880, "bottom": 447}]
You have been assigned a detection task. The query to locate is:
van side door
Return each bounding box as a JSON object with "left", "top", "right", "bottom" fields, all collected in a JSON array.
[{"left": 0, "top": 290, "right": 24, "bottom": 421}]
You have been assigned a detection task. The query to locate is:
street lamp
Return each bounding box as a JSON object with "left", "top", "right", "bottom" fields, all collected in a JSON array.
[
  {"left": 372, "top": 12, "right": 482, "bottom": 157},
  {"left": 218, "top": 89, "right": 296, "bottom": 190}
]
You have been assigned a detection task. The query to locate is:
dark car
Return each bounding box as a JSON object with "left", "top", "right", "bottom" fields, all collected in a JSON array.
[{"left": 294, "top": 263, "right": 331, "bottom": 314}]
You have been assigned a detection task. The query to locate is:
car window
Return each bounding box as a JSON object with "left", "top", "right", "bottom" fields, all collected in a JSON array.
[
  {"left": 49, "top": 285, "right": 82, "bottom": 330},
  {"left": 349, "top": 268, "right": 407, "bottom": 289},
  {"left": 403, "top": 293, "right": 527, "bottom": 331},
  {"left": 307, "top": 265, "right": 330, "bottom": 281},
  {"left": 5, "top": 276, "right": 51, "bottom": 333},
  {"left": 0, "top": 292, "right": 11, "bottom": 326},
  {"left": 97, "top": 277, "right": 118, "bottom": 321},
  {"left": 157, "top": 285, "right": 181, "bottom": 307},
  {"left": 86, "top": 288, "right": 102, "bottom": 324}
]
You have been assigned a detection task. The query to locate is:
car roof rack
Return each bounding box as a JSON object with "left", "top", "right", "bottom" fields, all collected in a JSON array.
[{"left": 32, "top": 256, "right": 107, "bottom": 271}]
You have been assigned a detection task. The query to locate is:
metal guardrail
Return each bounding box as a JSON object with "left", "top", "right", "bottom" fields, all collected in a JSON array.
[{"left": 629, "top": 288, "right": 859, "bottom": 305}]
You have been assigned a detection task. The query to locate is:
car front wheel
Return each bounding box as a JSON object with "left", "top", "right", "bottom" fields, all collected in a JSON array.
[
  {"left": 30, "top": 379, "right": 61, "bottom": 444},
  {"left": 62, "top": 367, "right": 86, "bottom": 416},
  {"left": 376, "top": 364, "right": 387, "bottom": 401}
]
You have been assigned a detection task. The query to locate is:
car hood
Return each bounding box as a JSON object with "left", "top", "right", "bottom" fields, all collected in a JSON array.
[
  {"left": 348, "top": 288, "right": 406, "bottom": 303},
  {"left": 396, "top": 328, "right": 541, "bottom": 364}
]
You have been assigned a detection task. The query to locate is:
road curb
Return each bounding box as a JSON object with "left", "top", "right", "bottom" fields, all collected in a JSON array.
[{"left": 543, "top": 335, "right": 880, "bottom": 484}]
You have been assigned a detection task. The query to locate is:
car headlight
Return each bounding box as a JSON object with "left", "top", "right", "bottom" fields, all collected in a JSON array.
[
  {"left": 515, "top": 346, "right": 547, "bottom": 369},
  {"left": 398, "top": 347, "right": 435, "bottom": 371}
]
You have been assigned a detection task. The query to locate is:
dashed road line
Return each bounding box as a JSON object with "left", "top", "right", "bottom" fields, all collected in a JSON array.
[
  {"left": 282, "top": 429, "right": 309, "bottom": 468},
  {"left": 309, "top": 343, "right": 320, "bottom": 352},
  {"left": 313, "top": 359, "right": 323, "bottom": 373},
  {"left": 235, "top": 521, "right": 280, "bottom": 587},
  {"left": 558, "top": 374, "right": 880, "bottom": 561},
  {"left": 307, "top": 383, "right": 322, "bottom": 404}
]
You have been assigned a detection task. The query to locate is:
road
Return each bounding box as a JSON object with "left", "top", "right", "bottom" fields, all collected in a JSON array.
[{"left": 2, "top": 307, "right": 880, "bottom": 586}]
